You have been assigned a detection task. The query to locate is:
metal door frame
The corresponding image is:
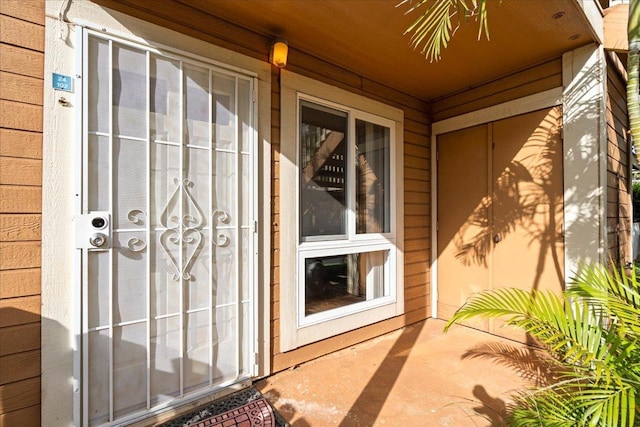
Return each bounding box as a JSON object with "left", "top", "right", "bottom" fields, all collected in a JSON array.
[{"left": 73, "top": 27, "right": 260, "bottom": 426}]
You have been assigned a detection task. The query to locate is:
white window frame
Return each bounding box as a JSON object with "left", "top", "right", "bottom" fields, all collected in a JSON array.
[
  {"left": 296, "top": 95, "right": 397, "bottom": 326},
  {"left": 280, "top": 71, "right": 404, "bottom": 351}
]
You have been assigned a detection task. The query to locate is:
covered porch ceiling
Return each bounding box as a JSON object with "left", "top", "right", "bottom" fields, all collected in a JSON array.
[
  {"left": 99, "top": 0, "right": 599, "bottom": 101},
  {"left": 185, "top": 0, "right": 597, "bottom": 101}
]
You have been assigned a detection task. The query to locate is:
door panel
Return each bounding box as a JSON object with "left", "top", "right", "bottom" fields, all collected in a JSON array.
[
  {"left": 491, "top": 108, "right": 565, "bottom": 339},
  {"left": 81, "top": 32, "right": 257, "bottom": 426},
  {"left": 492, "top": 108, "right": 564, "bottom": 291},
  {"left": 437, "top": 107, "right": 564, "bottom": 339},
  {"left": 436, "top": 124, "right": 489, "bottom": 330}
]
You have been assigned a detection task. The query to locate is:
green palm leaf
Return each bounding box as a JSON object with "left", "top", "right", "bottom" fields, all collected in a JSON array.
[
  {"left": 444, "top": 263, "right": 640, "bottom": 426},
  {"left": 398, "top": 0, "right": 492, "bottom": 62},
  {"left": 569, "top": 264, "right": 640, "bottom": 333},
  {"left": 508, "top": 379, "right": 637, "bottom": 426}
]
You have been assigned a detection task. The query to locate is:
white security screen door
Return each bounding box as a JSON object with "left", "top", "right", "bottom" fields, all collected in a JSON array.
[{"left": 79, "top": 30, "right": 258, "bottom": 426}]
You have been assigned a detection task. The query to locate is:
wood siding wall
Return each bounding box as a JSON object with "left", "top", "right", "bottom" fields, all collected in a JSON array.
[
  {"left": 605, "top": 54, "right": 630, "bottom": 265},
  {"left": 78, "top": 0, "right": 433, "bottom": 373},
  {"left": 0, "top": 1, "right": 44, "bottom": 425},
  {"left": 432, "top": 58, "right": 563, "bottom": 122}
]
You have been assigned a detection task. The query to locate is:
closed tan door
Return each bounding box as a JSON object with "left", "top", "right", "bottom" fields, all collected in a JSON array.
[{"left": 437, "top": 107, "right": 564, "bottom": 338}]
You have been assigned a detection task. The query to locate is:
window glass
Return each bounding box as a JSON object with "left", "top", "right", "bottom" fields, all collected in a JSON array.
[
  {"left": 356, "top": 119, "right": 390, "bottom": 234},
  {"left": 299, "top": 101, "right": 348, "bottom": 239},
  {"left": 304, "top": 251, "right": 388, "bottom": 316},
  {"left": 298, "top": 100, "right": 397, "bottom": 318}
]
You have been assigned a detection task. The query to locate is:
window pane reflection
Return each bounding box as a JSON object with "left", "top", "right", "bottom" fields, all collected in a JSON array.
[
  {"left": 304, "top": 251, "right": 388, "bottom": 315},
  {"left": 299, "top": 101, "right": 347, "bottom": 239},
  {"left": 356, "top": 119, "right": 390, "bottom": 234}
]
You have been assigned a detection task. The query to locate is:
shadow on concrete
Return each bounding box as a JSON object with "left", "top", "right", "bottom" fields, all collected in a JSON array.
[{"left": 337, "top": 321, "right": 425, "bottom": 426}]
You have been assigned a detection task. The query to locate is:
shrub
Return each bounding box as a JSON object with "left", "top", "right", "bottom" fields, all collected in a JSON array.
[{"left": 445, "top": 264, "right": 640, "bottom": 426}]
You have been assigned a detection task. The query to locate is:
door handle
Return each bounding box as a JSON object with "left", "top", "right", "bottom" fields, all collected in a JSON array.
[
  {"left": 89, "top": 233, "right": 108, "bottom": 248},
  {"left": 493, "top": 234, "right": 501, "bottom": 244}
]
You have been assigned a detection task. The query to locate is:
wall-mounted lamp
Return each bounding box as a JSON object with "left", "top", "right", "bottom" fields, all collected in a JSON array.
[{"left": 270, "top": 39, "right": 288, "bottom": 68}]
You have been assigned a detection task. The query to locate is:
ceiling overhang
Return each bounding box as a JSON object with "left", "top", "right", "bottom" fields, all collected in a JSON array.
[{"left": 98, "top": 0, "right": 602, "bottom": 101}]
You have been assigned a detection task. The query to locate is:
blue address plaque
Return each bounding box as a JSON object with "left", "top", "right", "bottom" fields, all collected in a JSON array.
[{"left": 52, "top": 73, "right": 73, "bottom": 92}]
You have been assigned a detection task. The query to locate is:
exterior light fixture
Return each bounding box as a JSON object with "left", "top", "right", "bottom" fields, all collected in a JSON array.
[{"left": 270, "top": 39, "right": 288, "bottom": 68}]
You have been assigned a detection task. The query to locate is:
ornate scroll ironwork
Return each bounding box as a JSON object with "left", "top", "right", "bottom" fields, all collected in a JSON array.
[
  {"left": 126, "top": 209, "right": 148, "bottom": 252},
  {"left": 129, "top": 178, "right": 234, "bottom": 282},
  {"left": 212, "top": 208, "right": 231, "bottom": 247},
  {"left": 159, "top": 178, "right": 206, "bottom": 282}
]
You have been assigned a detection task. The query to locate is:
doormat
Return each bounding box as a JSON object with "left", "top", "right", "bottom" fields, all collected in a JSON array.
[{"left": 157, "top": 387, "right": 289, "bottom": 427}]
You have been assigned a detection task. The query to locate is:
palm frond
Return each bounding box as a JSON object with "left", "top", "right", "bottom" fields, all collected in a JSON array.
[
  {"left": 444, "top": 263, "right": 640, "bottom": 426},
  {"left": 443, "top": 287, "right": 541, "bottom": 330},
  {"left": 509, "top": 386, "right": 583, "bottom": 427},
  {"left": 509, "top": 379, "right": 637, "bottom": 427},
  {"left": 573, "top": 384, "right": 636, "bottom": 427},
  {"left": 569, "top": 264, "right": 640, "bottom": 332},
  {"left": 404, "top": 0, "right": 456, "bottom": 62},
  {"left": 476, "top": 0, "right": 490, "bottom": 41},
  {"left": 399, "top": 0, "right": 492, "bottom": 62}
]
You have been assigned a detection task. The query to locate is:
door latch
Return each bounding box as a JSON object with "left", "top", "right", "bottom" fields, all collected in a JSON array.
[
  {"left": 89, "top": 233, "right": 107, "bottom": 248},
  {"left": 74, "top": 212, "right": 111, "bottom": 250}
]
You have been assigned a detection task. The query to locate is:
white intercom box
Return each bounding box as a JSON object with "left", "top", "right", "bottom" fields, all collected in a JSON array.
[{"left": 74, "top": 212, "right": 111, "bottom": 250}]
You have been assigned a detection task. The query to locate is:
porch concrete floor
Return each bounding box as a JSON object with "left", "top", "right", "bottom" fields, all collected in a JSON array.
[{"left": 255, "top": 319, "right": 536, "bottom": 427}]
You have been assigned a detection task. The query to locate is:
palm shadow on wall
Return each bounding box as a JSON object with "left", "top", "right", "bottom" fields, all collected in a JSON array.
[
  {"left": 450, "top": 109, "right": 564, "bottom": 292},
  {"left": 442, "top": 59, "right": 613, "bottom": 424}
]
